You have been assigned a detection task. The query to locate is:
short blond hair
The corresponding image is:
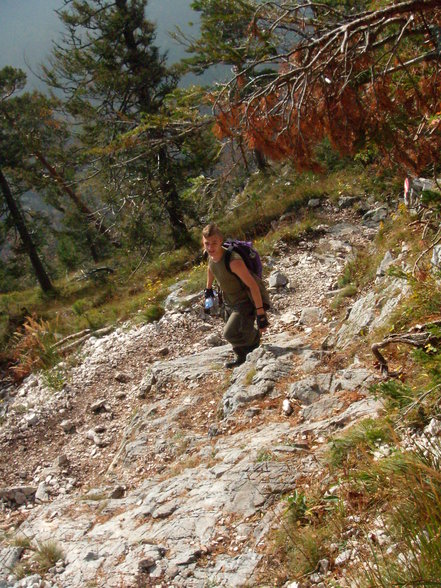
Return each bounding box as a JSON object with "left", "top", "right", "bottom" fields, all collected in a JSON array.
[{"left": 202, "top": 223, "right": 223, "bottom": 239}]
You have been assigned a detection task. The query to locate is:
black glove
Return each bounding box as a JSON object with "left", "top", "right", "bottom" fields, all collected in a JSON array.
[
  {"left": 257, "top": 313, "right": 269, "bottom": 329},
  {"left": 204, "top": 288, "right": 214, "bottom": 299}
]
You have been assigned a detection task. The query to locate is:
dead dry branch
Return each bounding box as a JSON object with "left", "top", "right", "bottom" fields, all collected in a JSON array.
[{"left": 371, "top": 319, "right": 441, "bottom": 376}]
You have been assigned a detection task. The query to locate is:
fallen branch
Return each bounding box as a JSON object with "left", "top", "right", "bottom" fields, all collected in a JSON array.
[
  {"left": 51, "top": 329, "right": 91, "bottom": 349},
  {"left": 74, "top": 267, "right": 115, "bottom": 282},
  {"left": 371, "top": 320, "right": 441, "bottom": 376},
  {"left": 56, "top": 325, "right": 114, "bottom": 354},
  {"left": 412, "top": 227, "right": 441, "bottom": 277}
]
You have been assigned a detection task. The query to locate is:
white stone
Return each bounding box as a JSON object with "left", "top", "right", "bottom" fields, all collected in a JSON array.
[
  {"left": 335, "top": 548, "right": 353, "bottom": 566},
  {"left": 269, "top": 271, "right": 288, "bottom": 288},
  {"left": 376, "top": 250, "right": 394, "bottom": 277},
  {"left": 299, "top": 307, "right": 322, "bottom": 326},
  {"left": 282, "top": 399, "right": 293, "bottom": 416},
  {"left": 425, "top": 418, "right": 441, "bottom": 436}
]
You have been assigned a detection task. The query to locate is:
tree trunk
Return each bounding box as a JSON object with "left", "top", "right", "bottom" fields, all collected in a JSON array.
[
  {"left": 0, "top": 167, "right": 54, "bottom": 292},
  {"left": 158, "top": 147, "right": 191, "bottom": 248},
  {"left": 253, "top": 149, "right": 267, "bottom": 172},
  {"left": 34, "top": 151, "right": 119, "bottom": 246}
]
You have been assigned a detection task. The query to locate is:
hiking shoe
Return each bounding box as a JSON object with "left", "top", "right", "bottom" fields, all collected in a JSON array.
[{"left": 225, "top": 347, "right": 247, "bottom": 369}]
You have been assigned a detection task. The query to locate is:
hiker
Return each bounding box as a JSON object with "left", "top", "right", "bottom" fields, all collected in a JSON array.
[{"left": 202, "top": 223, "right": 270, "bottom": 368}]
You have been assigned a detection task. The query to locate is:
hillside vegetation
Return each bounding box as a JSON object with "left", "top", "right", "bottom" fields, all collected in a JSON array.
[{"left": 0, "top": 162, "right": 382, "bottom": 379}]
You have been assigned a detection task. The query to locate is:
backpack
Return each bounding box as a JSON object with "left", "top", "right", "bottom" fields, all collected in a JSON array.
[
  {"left": 223, "top": 239, "right": 263, "bottom": 278},
  {"left": 223, "top": 238, "right": 271, "bottom": 310}
]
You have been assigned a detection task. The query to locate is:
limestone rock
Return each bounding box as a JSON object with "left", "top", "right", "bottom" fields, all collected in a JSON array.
[
  {"left": 335, "top": 548, "right": 353, "bottom": 566},
  {"left": 0, "top": 546, "right": 23, "bottom": 573},
  {"left": 376, "top": 250, "right": 394, "bottom": 277},
  {"left": 308, "top": 198, "right": 321, "bottom": 208},
  {"left": 431, "top": 244, "right": 441, "bottom": 270},
  {"left": 90, "top": 399, "right": 109, "bottom": 413},
  {"left": 35, "top": 482, "right": 50, "bottom": 503},
  {"left": 60, "top": 419, "right": 75, "bottom": 433},
  {"left": 425, "top": 418, "right": 441, "bottom": 437},
  {"left": 362, "top": 205, "right": 388, "bottom": 224},
  {"left": 115, "top": 372, "right": 130, "bottom": 383},
  {"left": 282, "top": 399, "right": 293, "bottom": 416},
  {"left": 222, "top": 336, "right": 304, "bottom": 415},
  {"left": 289, "top": 374, "right": 332, "bottom": 405},
  {"left": 206, "top": 333, "right": 224, "bottom": 347},
  {"left": 338, "top": 196, "right": 358, "bottom": 209},
  {"left": 54, "top": 454, "right": 69, "bottom": 468},
  {"left": 299, "top": 306, "right": 322, "bottom": 326},
  {"left": 269, "top": 271, "right": 288, "bottom": 288},
  {"left": 0, "top": 485, "right": 36, "bottom": 505},
  {"left": 109, "top": 485, "right": 125, "bottom": 499},
  {"left": 164, "top": 288, "right": 200, "bottom": 312}
]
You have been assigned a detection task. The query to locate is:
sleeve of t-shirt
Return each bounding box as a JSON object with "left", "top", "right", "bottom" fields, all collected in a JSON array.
[{"left": 230, "top": 251, "right": 243, "bottom": 263}]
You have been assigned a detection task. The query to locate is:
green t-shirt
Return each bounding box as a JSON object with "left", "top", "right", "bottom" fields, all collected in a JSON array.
[
  {"left": 208, "top": 249, "right": 270, "bottom": 309},
  {"left": 209, "top": 250, "right": 250, "bottom": 306}
]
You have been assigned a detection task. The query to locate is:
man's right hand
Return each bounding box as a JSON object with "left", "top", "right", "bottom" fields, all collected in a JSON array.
[{"left": 204, "top": 288, "right": 214, "bottom": 299}]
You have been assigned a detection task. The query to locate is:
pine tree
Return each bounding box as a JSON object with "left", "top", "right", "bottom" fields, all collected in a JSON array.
[
  {"left": 0, "top": 67, "right": 54, "bottom": 292},
  {"left": 45, "top": 0, "right": 196, "bottom": 249},
  {"left": 176, "top": 0, "right": 276, "bottom": 171}
]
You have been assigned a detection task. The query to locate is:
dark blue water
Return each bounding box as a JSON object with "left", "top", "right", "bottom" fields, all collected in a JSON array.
[{"left": 0, "top": 0, "right": 227, "bottom": 90}]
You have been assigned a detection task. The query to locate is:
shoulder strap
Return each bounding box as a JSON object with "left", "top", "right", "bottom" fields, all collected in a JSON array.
[{"left": 224, "top": 244, "right": 234, "bottom": 274}]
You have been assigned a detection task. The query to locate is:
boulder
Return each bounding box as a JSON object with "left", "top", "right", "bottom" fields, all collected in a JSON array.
[
  {"left": 288, "top": 374, "right": 332, "bottom": 405},
  {"left": 269, "top": 271, "right": 288, "bottom": 288},
  {"left": 362, "top": 206, "right": 388, "bottom": 225},
  {"left": 376, "top": 250, "right": 395, "bottom": 277},
  {"left": 338, "top": 196, "right": 358, "bottom": 209},
  {"left": 299, "top": 307, "right": 322, "bottom": 326}
]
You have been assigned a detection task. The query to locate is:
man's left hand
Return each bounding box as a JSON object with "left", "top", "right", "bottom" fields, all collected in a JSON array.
[{"left": 257, "top": 313, "right": 269, "bottom": 330}]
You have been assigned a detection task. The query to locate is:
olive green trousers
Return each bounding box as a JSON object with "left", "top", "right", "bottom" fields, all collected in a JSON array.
[{"left": 223, "top": 301, "right": 259, "bottom": 349}]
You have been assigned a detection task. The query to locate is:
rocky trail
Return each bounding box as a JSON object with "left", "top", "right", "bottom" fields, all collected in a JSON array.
[{"left": 0, "top": 201, "right": 411, "bottom": 587}]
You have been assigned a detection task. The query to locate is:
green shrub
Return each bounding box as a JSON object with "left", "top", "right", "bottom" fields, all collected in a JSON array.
[
  {"left": 327, "top": 419, "right": 395, "bottom": 469},
  {"left": 72, "top": 298, "right": 92, "bottom": 316},
  {"left": 32, "top": 540, "right": 64, "bottom": 573},
  {"left": 141, "top": 304, "right": 165, "bottom": 323}
]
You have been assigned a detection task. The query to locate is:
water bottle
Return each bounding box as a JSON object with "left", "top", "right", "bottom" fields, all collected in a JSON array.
[{"left": 204, "top": 296, "right": 214, "bottom": 314}]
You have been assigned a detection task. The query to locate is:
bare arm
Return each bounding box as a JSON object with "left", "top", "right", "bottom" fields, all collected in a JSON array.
[
  {"left": 229, "top": 259, "right": 266, "bottom": 317},
  {"left": 206, "top": 267, "right": 214, "bottom": 289}
]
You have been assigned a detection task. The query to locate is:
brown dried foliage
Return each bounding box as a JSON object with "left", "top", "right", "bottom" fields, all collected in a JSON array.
[{"left": 213, "top": 2, "right": 441, "bottom": 174}]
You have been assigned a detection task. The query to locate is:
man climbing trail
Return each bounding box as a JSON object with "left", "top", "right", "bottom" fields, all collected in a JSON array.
[{"left": 202, "top": 223, "right": 270, "bottom": 368}]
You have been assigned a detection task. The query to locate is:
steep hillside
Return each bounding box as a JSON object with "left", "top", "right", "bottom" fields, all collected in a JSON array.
[{"left": 0, "top": 195, "right": 438, "bottom": 588}]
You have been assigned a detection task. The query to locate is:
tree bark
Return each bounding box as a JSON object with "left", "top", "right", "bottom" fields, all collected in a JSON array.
[
  {"left": 157, "top": 147, "right": 191, "bottom": 248},
  {"left": 34, "top": 151, "right": 118, "bottom": 245},
  {"left": 0, "top": 167, "right": 54, "bottom": 292}
]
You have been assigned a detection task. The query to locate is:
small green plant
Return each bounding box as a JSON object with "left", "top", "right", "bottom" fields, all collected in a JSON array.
[
  {"left": 327, "top": 419, "right": 395, "bottom": 469},
  {"left": 42, "top": 366, "right": 66, "bottom": 391},
  {"left": 71, "top": 298, "right": 92, "bottom": 316},
  {"left": 244, "top": 367, "right": 257, "bottom": 386},
  {"left": 256, "top": 449, "right": 274, "bottom": 462},
  {"left": 12, "top": 562, "right": 32, "bottom": 580},
  {"left": 32, "top": 540, "right": 64, "bottom": 573},
  {"left": 11, "top": 535, "right": 32, "bottom": 549},
  {"left": 371, "top": 380, "right": 415, "bottom": 411},
  {"left": 285, "top": 490, "right": 309, "bottom": 523},
  {"left": 141, "top": 304, "right": 165, "bottom": 323},
  {"left": 331, "top": 284, "right": 358, "bottom": 309}
]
